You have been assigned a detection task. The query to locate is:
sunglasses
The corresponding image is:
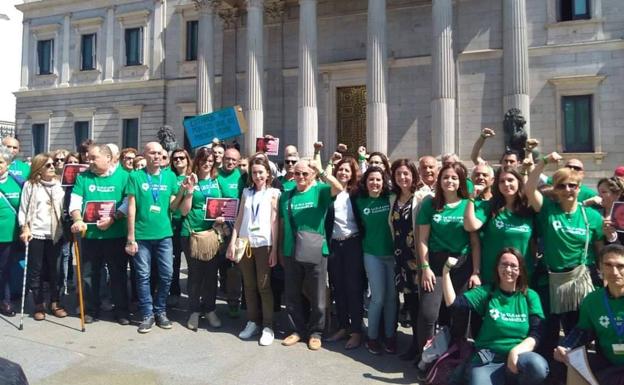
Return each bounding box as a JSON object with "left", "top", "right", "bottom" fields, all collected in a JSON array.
[
  {"left": 285, "top": 160, "right": 297, "bottom": 165},
  {"left": 172, "top": 156, "right": 186, "bottom": 161},
  {"left": 566, "top": 165, "right": 583, "bottom": 172},
  {"left": 162, "top": 156, "right": 169, "bottom": 160},
  {"left": 555, "top": 183, "right": 579, "bottom": 190},
  {"left": 44, "top": 162, "right": 55, "bottom": 169},
  {"left": 294, "top": 171, "right": 310, "bottom": 177},
  {"left": 54, "top": 158, "right": 65, "bottom": 163}
]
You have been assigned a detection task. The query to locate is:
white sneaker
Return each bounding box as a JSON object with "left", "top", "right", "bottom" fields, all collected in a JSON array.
[
  {"left": 187, "top": 312, "right": 200, "bottom": 330},
  {"left": 259, "top": 327, "right": 274, "bottom": 346},
  {"left": 206, "top": 311, "right": 222, "bottom": 328},
  {"left": 238, "top": 321, "right": 260, "bottom": 339}
]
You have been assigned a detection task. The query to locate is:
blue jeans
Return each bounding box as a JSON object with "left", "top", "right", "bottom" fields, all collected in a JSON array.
[
  {"left": 133, "top": 238, "right": 173, "bottom": 319},
  {"left": 363, "top": 253, "right": 396, "bottom": 340},
  {"left": 470, "top": 351, "right": 549, "bottom": 385}
]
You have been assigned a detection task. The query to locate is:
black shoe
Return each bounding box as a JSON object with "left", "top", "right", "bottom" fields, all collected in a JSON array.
[
  {"left": 116, "top": 315, "right": 131, "bottom": 326},
  {"left": 155, "top": 313, "right": 173, "bottom": 329},
  {"left": 84, "top": 314, "right": 98, "bottom": 324},
  {"left": 138, "top": 316, "right": 155, "bottom": 333},
  {"left": 0, "top": 303, "right": 16, "bottom": 317}
]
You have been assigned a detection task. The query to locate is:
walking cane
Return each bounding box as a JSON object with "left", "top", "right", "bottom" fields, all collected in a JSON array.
[
  {"left": 18, "top": 241, "right": 29, "bottom": 331},
  {"left": 73, "top": 233, "right": 86, "bottom": 332}
]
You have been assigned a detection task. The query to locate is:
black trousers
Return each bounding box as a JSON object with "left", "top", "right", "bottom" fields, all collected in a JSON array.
[
  {"left": 328, "top": 237, "right": 365, "bottom": 333},
  {"left": 27, "top": 239, "right": 62, "bottom": 304},
  {"left": 284, "top": 256, "right": 328, "bottom": 338},
  {"left": 81, "top": 238, "right": 129, "bottom": 317},
  {"left": 170, "top": 229, "right": 182, "bottom": 296},
  {"left": 0, "top": 242, "right": 16, "bottom": 303},
  {"left": 416, "top": 253, "right": 472, "bottom": 351},
  {"left": 181, "top": 237, "right": 218, "bottom": 313}
]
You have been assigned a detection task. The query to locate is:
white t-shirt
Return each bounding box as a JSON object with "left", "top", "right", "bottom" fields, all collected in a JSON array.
[{"left": 239, "top": 186, "right": 281, "bottom": 248}]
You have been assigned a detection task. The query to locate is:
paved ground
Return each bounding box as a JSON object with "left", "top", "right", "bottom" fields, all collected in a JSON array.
[{"left": 0, "top": 274, "right": 419, "bottom": 385}]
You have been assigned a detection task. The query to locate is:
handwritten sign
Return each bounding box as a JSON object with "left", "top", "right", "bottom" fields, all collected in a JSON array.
[
  {"left": 61, "top": 164, "right": 89, "bottom": 186},
  {"left": 183, "top": 106, "right": 248, "bottom": 149},
  {"left": 204, "top": 198, "right": 239, "bottom": 222},
  {"left": 83, "top": 201, "right": 116, "bottom": 224}
]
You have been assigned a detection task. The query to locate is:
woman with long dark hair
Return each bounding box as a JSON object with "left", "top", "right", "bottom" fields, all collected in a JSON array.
[
  {"left": 416, "top": 162, "right": 481, "bottom": 356},
  {"left": 179, "top": 148, "right": 223, "bottom": 330},
  {"left": 464, "top": 167, "right": 535, "bottom": 284},
  {"left": 325, "top": 156, "right": 365, "bottom": 349},
  {"left": 442, "top": 248, "right": 548, "bottom": 385},
  {"left": 389, "top": 159, "right": 422, "bottom": 359},
  {"left": 227, "top": 157, "right": 280, "bottom": 346},
  {"left": 18, "top": 153, "right": 67, "bottom": 320},
  {"left": 352, "top": 166, "right": 397, "bottom": 354}
]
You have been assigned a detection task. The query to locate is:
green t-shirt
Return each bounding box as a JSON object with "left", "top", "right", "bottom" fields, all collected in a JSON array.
[
  {"left": 537, "top": 197, "right": 604, "bottom": 271},
  {"left": 9, "top": 159, "right": 30, "bottom": 179},
  {"left": 545, "top": 176, "right": 597, "bottom": 202},
  {"left": 475, "top": 200, "right": 535, "bottom": 284},
  {"left": 217, "top": 168, "right": 244, "bottom": 199},
  {"left": 73, "top": 168, "right": 128, "bottom": 239},
  {"left": 127, "top": 168, "right": 179, "bottom": 240},
  {"left": 0, "top": 176, "right": 21, "bottom": 242},
  {"left": 180, "top": 178, "right": 221, "bottom": 237},
  {"left": 578, "top": 287, "right": 624, "bottom": 365},
  {"left": 416, "top": 196, "right": 470, "bottom": 255},
  {"left": 465, "top": 285, "right": 544, "bottom": 356},
  {"left": 279, "top": 183, "right": 332, "bottom": 257},
  {"left": 278, "top": 176, "right": 297, "bottom": 192},
  {"left": 355, "top": 194, "right": 394, "bottom": 258},
  {"left": 466, "top": 178, "right": 474, "bottom": 195}
]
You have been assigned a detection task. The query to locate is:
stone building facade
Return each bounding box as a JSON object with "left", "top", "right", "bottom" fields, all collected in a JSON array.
[{"left": 14, "top": 0, "right": 624, "bottom": 180}]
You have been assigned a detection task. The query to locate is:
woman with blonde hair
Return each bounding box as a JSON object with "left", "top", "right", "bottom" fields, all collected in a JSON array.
[{"left": 18, "top": 153, "right": 67, "bottom": 320}]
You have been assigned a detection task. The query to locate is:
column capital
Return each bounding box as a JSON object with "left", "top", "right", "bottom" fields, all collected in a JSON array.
[
  {"left": 193, "top": 0, "right": 220, "bottom": 13},
  {"left": 265, "top": 0, "right": 285, "bottom": 23},
  {"left": 244, "top": 0, "right": 264, "bottom": 8},
  {"left": 218, "top": 7, "right": 239, "bottom": 29}
]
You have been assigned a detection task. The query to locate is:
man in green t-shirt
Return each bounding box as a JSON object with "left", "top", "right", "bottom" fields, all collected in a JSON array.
[
  {"left": 70, "top": 144, "right": 129, "bottom": 325},
  {"left": 556, "top": 244, "right": 624, "bottom": 383},
  {"left": 125, "top": 142, "right": 188, "bottom": 333},
  {"left": 216, "top": 147, "right": 244, "bottom": 317},
  {"left": 278, "top": 153, "right": 299, "bottom": 192},
  {"left": 2, "top": 137, "right": 30, "bottom": 180}
]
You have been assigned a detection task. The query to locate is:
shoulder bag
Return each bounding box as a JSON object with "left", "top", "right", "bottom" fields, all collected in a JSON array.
[{"left": 287, "top": 188, "right": 324, "bottom": 265}]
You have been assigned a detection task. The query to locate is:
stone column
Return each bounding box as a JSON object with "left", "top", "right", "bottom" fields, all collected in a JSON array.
[
  {"left": 196, "top": 0, "right": 217, "bottom": 115},
  {"left": 366, "top": 0, "right": 388, "bottom": 154},
  {"left": 297, "top": 0, "right": 318, "bottom": 158},
  {"left": 219, "top": 7, "right": 239, "bottom": 108},
  {"left": 60, "top": 14, "right": 71, "bottom": 87},
  {"left": 20, "top": 20, "right": 30, "bottom": 90},
  {"left": 104, "top": 7, "right": 115, "bottom": 83},
  {"left": 152, "top": 0, "right": 165, "bottom": 79},
  {"left": 503, "top": 0, "right": 530, "bottom": 134},
  {"left": 245, "top": 0, "right": 264, "bottom": 154},
  {"left": 431, "top": 0, "right": 455, "bottom": 156}
]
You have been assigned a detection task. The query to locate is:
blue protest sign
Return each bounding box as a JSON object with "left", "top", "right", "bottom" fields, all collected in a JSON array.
[{"left": 183, "top": 105, "right": 248, "bottom": 149}]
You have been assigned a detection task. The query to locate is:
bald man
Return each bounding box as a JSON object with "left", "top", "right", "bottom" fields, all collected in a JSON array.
[
  {"left": 2, "top": 137, "right": 30, "bottom": 179},
  {"left": 125, "top": 142, "right": 188, "bottom": 333}
]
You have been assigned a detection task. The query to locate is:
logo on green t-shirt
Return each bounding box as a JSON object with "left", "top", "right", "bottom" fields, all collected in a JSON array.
[
  {"left": 141, "top": 183, "right": 149, "bottom": 191},
  {"left": 489, "top": 308, "right": 500, "bottom": 320},
  {"left": 552, "top": 220, "right": 586, "bottom": 236},
  {"left": 600, "top": 315, "right": 610, "bottom": 328}
]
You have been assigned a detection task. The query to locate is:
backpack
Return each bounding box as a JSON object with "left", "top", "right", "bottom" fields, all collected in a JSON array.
[{"left": 425, "top": 338, "right": 473, "bottom": 385}]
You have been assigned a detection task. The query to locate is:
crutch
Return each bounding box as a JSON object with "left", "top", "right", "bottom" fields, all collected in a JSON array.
[
  {"left": 73, "top": 233, "right": 86, "bottom": 332},
  {"left": 18, "top": 241, "right": 29, "bottom": 330}
]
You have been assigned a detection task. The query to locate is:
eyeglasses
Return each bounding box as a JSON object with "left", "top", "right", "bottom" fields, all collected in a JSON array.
[
  {"left": 555, "top": 183, "right": 579, "bottom": 190},
  {"left": 499, "top": 263, "right": 519, "bottom": 272},
  {"left": 123, "top": 156, "right": 135, "bottom": 161},
  {"left": 44, "top": 162, "right": 55, "bottom": 169},
  {"left": 566, "top": 165, "right": 583, "bottom": 172},
  {"left": 172, "top": 156, "right": 186, "bottom": 161},
  {"left": 294, "top": 171, "right": 310, "bottom": 177},
  {"left": 54, "top": 158, "right": 65, "bottom": 163},
  {"left": 603, "top": 262, "right": 624, "bottom": 274},
  {"left": 5, "top": 145, "right": 17, "bottom": 150},
  {"left": 285, "top": 160, "right": 297, "bottom": 165}
]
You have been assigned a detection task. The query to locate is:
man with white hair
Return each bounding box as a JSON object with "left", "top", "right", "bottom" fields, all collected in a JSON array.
[{"left": 472, "top": 163, "right": 494, "bottom": 201}]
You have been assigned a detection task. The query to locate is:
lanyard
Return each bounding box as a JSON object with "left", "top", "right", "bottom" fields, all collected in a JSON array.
[
  {"left": 146, "top": 171, "right": 163, "bottom": 204},
  {"left": 603, "top": 289, "right": 624, "bottom": 341},
  {"left": 250, "top": 188, "right": 267, "bottom": 224}
]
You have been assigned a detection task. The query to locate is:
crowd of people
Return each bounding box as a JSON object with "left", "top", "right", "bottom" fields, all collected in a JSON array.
[{"left": 0, "top": 129, "right": 623, "bottom": 385}]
